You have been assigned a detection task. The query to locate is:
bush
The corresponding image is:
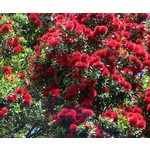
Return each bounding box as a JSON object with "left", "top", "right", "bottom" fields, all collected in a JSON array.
[{"left": 0, "top": 13, "right": 150, "bottom": 137}]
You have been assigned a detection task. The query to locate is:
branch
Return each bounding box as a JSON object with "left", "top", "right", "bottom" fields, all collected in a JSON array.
[
  {"left": 26, "top": 126, "right": 37, "bottom": 138},
  {"left": 28, "top": 128, "right": 44, "bottom": 138}
]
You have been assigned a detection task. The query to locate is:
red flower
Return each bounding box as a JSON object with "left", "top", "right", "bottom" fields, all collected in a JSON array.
[
  {"left": 81, "top": 17, "right": 87, "bottom": 24},
  {"left": 64, "top": 93, "right": 74, "bottom": 101},
  {"left": 22, "top": 95, "right": 32, "bottom": 105},
  {"left": 123, "top": 67, "right": 133, "bottom": 75},
  {"left": 133, "top": 107, "right": 143, "bottom": 114},
  {"left": 103, "top": 109, "right": 113, "bottom": 118},
  {"left": 112, "top": 74, "right": 122, "bottom": 82},
  {"left": 17, "top": 73, "right": 26, "bottom": 79},
  {"left": 123, "top": 82, "right": 132, "bottom": 92},
  {"left": 135, "top": 50, "right": 148, "bottom": 60},
  {"left": 75, "top": 61, "right": 89, "bottom": 69},
  {"left": 49, "top": 38, "right": 60, "bottom": 47},
  {"left": 55, "top": 119, "right": 60, "bottom": 125},
  {"left": 129, "top": 56, "right": 141, "bottom": 66},
  {"left": 147, "top": 40, "right": 150, "bottom": 48},
  {"left": 81, "top": 53, "right": 89, "bottom": 62},
  {"left": 96, "top": 13, "right": 105, "bottom": 19},
  {"left": 95, "top": 130, "right": 103, "bottom": 138},
  {"left": 144, "top": 97, "right": 150, "bottom": 103},
  {"left": 108, "top": 56, "right": 116, "bottom": 62},
  {"left": 51, "top": 89, "right": 61, "bottom": 97},
  {"left": 57, "top": 108, "right": 68, "bottom": 118},
  {"left": 137, "top": 120, "right": 146, "bottom": 129},
  {"left": 99, "top": 26, "right": 108, "bottom": 34},
  {"left": 75, "top": 113, "right": 85, "bottom": 124},
  {"left": 67, "top": 84, "right": 78, "bottom": 96},
  {"left": 0, "top": 24, "right": 12, "bottom": 33},
  {"left": 91, "top": 59, "right": 102, "bottom": 66},
  {"left": 82, "top": 99, "right": 93, "bottom": 107},
  {"left": 123, "top": 31, "right": 131, "bottom": 39},
  {"left": 85, "top": 125, "right": 91, "bottom": 131},
  {"left": 2, "top": 66, "right": 12, "bottom": 74},
  {"left": 102, "top": 87, "right": 109, "bottom": 93},
  {"left": 82, "top": 108, "right": 94, "bottom": 117},
  {"left": 16, "top": 87, "right": 23, "bottom": 94},
  {"left": 44, "top": 67, "right": 55, "bottom": 77},
  {"left": 145, "top": 90, "right": 150, "bottom": 97},
  {"left": 13, "top": 36, "right": 20, "bottom": 44},
  {"left": 126, "top": 42, "right": 135, "bottom": 51},
  {"left": 111, "top": 112, "right": 118, "bottom": 120},
  {"left": 70, "top": 124, "right": 78, "bottom": 131},
  {"left": 31, "top": 75, "right": 41, "bottom": 81},
  {"left": 128, "top": 116, "right": 138, "bottom": 126},
  {"left": 87, "top": 13, "right": 94, "bottom": 18},
  {"left": 102, "top": 67, "right": 110, "bottom": 77},
  {"left": 6, "top": 93, "right": 17, "bottom": 102},
  {"left": 107, "top": 13, "right": 115, "bottom": 20},
  {"left": 35, "top": 19, "right": 42, "bottom": 26},
  {"left": 65, "top": 21, "right": 74, "bottom": 31},
  {"left": 0, "top": 110, "right": 5, "bottom": 117},
  {"left": 89, "top": 87, "right": 97, "bottom": 97},
  {"left": 136, "top": 38, "right": 143, "bottom": 44},
  {"left": 95, "top": 49, "right": 109, "bottom": 58},
  {"left": 115, "top": 42, "right": 121, "bottom": 49},
  {"left": 13, "top": 45, "right": 23, "bottom": 53},
  {"left": 72, "top": 51, "right": 81, "bottom": 58},
  {"left": 29, "top": 13, "right": 38, "bottom": 20},
  {"left": 107, "top": 40, "right": 116, "bottom": 49},
  {"left": 120, "top": 110, "right": 128, "bottom": 116},
  {"left": 75, "top": 25, "right": 83, "bottom": 35},
  {"left": 135, "top": 84, "right": 142, "bottom": 91},
  {"left": 113, "top": 50, "right": 121, "bottom": 56},
  {"left": 146, "top": 103, "right": 150, "bottom": 112},
  {"left": 68, "top": 56, "right": 81, "bottom": 67},
  {"left": 1, "top": 107, "right": 8, "bottom": 114},
  {"left": 67, "top": 133, "right": 74, "bottom": 138},
  {"left": 89, "top": 55, "right": 101, "bottom": 64},
  {"left": 144, "top": 60, "right": 150, "bottom": 67},
  {"left": 113, "top": 21, "right": 120, "bottom": 29},
  {"left": 23, "top": 93, "right": 31, "bottom": 99},
  {"left": 119, "top": 80, "right": 131, "bottom": 92},
  {"left": 125, "top": 106, "right": 133, "bottom": 112},
  {"left": 65, "top": 111, "right": 76, "bottom": 122}
]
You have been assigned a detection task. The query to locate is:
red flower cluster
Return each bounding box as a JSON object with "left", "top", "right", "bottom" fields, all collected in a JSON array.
[
  {"left": 6, "top": 93, "right": 17, "bottom": 102},
  {"left": 38, "top": 27, "right": 62, "bottom": 47},
  {"left": 49, "top": 104, "right": 104, "bottom": 138},
  {"left": 22, "top": 91, "right": 32, "bottom": 105},
  {"left": 56, "top": 105, "right": 94, "bottom": 126},
  {"left": 69, "top": 124, "right": 78, "bottom": 131},
  {"left": 0, "top": 24, "right": 12, "bottom": 34},
  {"left": 6, "top": 88, "right": 32, "bottom": 105},
  {"left": 128, "top": 113, "right": 146, "bottom": 129},
  {"left": 101, "top": 109, "right": 118, "bottom": 121},
  {"left": 102, "top": 106, "right": 146, "bottom": 129},
  {"left": 0, "top": 107, "right": 9, "bottom": 117},
  {"left": 5, "top": 36, "right": 24, "bottom": 53},
  {"left": 29, "top": 13, "right": 43, "bottom": 26},
  {"left": 64, "top": 84, "right": 78, "bottom": 101},
  {"left": 2, "top": 66, "right": 12, "bottom": 75},
  {"left": 17, "top": 73, "right": 26, "bottom": 79},
  {"left": 121, "top": 106, "right": 146, "bottom": 129}
]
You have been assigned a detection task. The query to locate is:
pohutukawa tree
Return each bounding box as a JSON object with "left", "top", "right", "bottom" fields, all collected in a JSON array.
[{"left": 0, "top": 13, "right": 150, "bottom": 138}]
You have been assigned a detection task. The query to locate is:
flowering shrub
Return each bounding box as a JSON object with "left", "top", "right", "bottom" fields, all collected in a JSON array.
[
  {"left": 48, "top": 104, "right": 104, "bottom": 138},
  {"left": 0, "top": 13, "right": 150, "bottom": 137}
]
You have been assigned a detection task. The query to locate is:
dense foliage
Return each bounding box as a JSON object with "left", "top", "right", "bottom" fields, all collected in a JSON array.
[{"left": 0, "top": 13, "right": 150, "bottom": 138}]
